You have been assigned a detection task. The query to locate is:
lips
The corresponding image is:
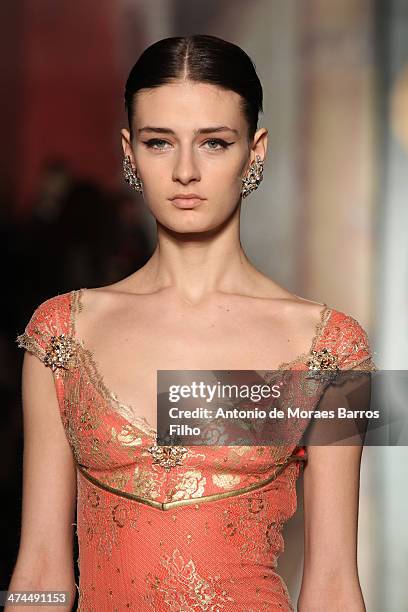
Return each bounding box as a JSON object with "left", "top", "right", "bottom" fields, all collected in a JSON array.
[{"left": 169, "top": 194, "right": 205, "bottom": 209}]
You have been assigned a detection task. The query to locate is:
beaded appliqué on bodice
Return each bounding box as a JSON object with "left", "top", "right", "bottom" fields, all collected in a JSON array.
[
  {"left": 306, "top": 347, "right": 340, "bottom": 381},
  {"left": 43, "top": 333, "right": 76, "bottom": 372},
  {"left": 146, "top": 444, "right": 189, "bottom": 472}
]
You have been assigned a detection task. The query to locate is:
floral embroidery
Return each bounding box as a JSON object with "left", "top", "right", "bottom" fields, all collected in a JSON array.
[
  {"left": 114, "top": 423, "right": 143, "bottom": 447},
  {"left": 167, "top": 470, "right": 207, "bottom": 501},
  {"left": 211, "top": 473, "right": 242, "bottom": 490},
  {"left": 132, "top": 465, "right": 162, "bottom": 500},
  {"left": 221, "top": 463, "right": 299, "bottom": 567},
  {"left": 78, "top": 474, "right": 140, "bottom": 560},
  {"left": 144, "top": 548, "right": 235, "bottom": 610}
]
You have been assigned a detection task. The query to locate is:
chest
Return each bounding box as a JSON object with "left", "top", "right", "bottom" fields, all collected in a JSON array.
[{"left": 72, "top": 308, "right": 310, "bottom": 429}]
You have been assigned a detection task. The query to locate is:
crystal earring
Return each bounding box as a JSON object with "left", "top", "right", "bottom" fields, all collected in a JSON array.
[
  {"left": 123, "top": 155, "right": 143, "bottom": 193},
  {"left": 241, "top": 154, "right": 264, "bottom": 198}
]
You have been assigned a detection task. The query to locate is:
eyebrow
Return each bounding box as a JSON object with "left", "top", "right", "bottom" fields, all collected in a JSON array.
[{"left": 137, "top": 126, "right": 239, "bottom": 136}]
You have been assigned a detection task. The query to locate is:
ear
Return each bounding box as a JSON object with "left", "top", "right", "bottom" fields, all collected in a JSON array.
[
  {"left": 121, "top": 128, "right": 134, "bottom": 162},
  {"left": 248, "top": 127, "right": 268, "bottom": 166}
]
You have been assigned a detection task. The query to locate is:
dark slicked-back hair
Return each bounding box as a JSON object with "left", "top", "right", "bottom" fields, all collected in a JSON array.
[{"left": 124, "top": 35, "right": 263, "bottom": 141}]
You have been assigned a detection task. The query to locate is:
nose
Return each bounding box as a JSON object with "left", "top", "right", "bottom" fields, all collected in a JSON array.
[{"left": 172, "top": 146, "right": 201, "bottom": 185}]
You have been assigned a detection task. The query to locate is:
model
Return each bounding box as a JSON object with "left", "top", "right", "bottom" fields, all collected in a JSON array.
[{"left": 9, "top": 35, "right": 376, "bottom": 611}]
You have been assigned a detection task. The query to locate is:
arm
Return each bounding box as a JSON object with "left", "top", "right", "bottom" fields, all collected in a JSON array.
[
  {"left": 5, "top": 350, "right": 77, "bottom": 612},
  {"left": 298, "top": 310, "right": 377, "bottom": 610},
  {"left": 297, "top": 443, "right": 366, "bottom": 612}
]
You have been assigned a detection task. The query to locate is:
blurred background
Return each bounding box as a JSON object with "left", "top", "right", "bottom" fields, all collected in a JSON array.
[{"left": 1, "top": 0, "right": 407, "bottom": 610}]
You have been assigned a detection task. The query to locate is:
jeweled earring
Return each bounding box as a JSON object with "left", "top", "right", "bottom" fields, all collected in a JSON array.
[
  {"left": 241, "top": 154, "right": 264, "bottom": 198},
  {"left": 123, "top": 155, "right": 143, "bottom": 193}
]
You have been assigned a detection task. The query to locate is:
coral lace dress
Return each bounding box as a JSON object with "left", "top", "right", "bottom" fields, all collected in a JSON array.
[{"left": 16, "top": 289, "right": 376, "bottom": 611}]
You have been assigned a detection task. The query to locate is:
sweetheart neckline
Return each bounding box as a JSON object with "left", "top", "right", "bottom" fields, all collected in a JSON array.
[{"left": 69, "top": 288, "right": 332, "bottom": 439}]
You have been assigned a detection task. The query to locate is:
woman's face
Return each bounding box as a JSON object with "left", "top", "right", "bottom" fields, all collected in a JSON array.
[{"left": 121, "top": 80, "right": 267, "bottom": 234}]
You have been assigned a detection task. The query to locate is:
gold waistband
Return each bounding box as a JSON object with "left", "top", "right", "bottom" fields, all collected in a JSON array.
[{"left": 76, "top": 454, "right": 307, "bottom": 511}]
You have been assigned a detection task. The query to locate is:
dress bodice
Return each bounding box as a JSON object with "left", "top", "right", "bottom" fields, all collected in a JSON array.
[{"left": 16, "top": 289, "right": 376, "bottom": 512}]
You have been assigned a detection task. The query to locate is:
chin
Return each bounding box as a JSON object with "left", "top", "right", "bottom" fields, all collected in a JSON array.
[{"left": 162, "top": 214, "right": 225, "bottom": 235}]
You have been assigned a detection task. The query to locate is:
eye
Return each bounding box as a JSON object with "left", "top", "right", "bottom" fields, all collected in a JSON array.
[
  {"left": 203, "top": 138, "right": 233, "bottom": 150},
  {"left": 143, "top": 138, "right": 171, "bottom": 150}
]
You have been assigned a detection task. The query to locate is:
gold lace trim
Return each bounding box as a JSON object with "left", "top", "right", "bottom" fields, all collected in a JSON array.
[
  {"left": 349, "top": 356, "right": 378, "bottom": 372},
  {"left": 69, "top": 289, "right": 156, "bottom": 438},
  {"left": 16, "top": 331, "right": 46, "bottom": 362}
]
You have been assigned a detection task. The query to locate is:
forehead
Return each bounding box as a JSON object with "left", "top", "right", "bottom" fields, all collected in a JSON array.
[{"left": 132, "top": 81, "right": 246, "bottom": 131}]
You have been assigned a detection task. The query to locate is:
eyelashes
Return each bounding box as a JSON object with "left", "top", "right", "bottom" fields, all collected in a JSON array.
[{"left": 142, "top": 138, "right": 235, "bottom": 151}]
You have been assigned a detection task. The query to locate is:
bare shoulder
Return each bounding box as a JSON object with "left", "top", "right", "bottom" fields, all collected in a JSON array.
[
  {"left": 253, "top": 279, "right": 328, "bottom": 335},
  {"left": 77, "top": 278, "right": 146, "bottom": 311},
  {"left": 73, "top": 278, "right": 151, "bottom": 338}
]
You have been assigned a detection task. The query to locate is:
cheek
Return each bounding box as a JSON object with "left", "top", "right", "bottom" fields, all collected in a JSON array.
[
  {"left": 138, "top": 162, "right": 167, "bottom": 190},
  {"left": 203, "top": 155, "right": 247, "bottom": 185}
]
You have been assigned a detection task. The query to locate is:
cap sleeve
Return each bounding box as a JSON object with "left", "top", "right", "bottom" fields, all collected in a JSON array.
[
  {"left": 15, "top": 293, "right": 73, "bottom": 370},
  {"left": 325, "top": 310, "right": 377, "bottom": 371}
]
